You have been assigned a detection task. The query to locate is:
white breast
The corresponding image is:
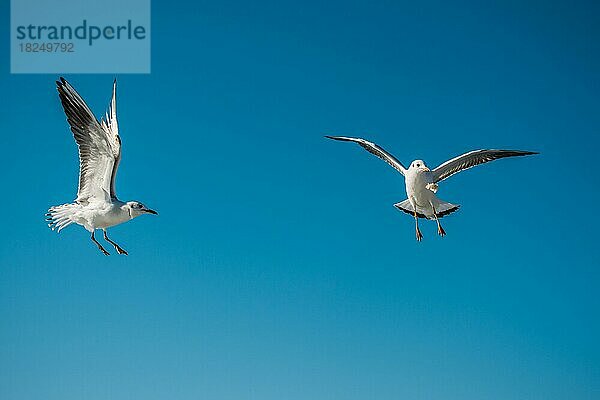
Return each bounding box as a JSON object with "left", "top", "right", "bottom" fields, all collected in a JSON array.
[
  {"left": 83, "top": 202, "right": 130, "bottom": 230},
  {"left": 405, "top": 169, "right": 436, "bottom": 207}
]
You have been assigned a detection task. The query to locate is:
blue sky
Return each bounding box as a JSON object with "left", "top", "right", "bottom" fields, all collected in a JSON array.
[{"left": 1, "top": 0, "right": 599, "bottom": 399}]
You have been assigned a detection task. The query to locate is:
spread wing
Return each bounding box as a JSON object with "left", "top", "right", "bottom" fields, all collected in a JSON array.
[
  {"left": 56, "top": 77, "right": 122, "bottom": 204},
  {"left": 325, "top": 136, "right": 407, "bottom": 176},
  {"left": 100, "top": 80, "right": 121, "bottom": 199},
  {"left": 432, "top": 149, "right": 538, "bottom": 183}
]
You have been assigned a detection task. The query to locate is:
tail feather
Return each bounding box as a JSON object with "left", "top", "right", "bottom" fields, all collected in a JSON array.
[
  {"left": 46, "top": 203, "right": 80, "bottom": 232},
  {"left": 394, "top": 199, "right": 428, "bottom": 219},
  {"left": 394, "top": 198, "right": 460, "bottom": 220}
]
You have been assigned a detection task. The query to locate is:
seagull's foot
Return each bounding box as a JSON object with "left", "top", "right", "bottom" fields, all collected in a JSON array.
[
  {"left": 415, "top": 227, "right": 423, "bottom": 242},
  {"left": 97, "top": 245, "right": 110, "bottom": 256},
  {"left": 425, "top": 183, "right": 439, "bottom": 193},
  {"left": 437, "top": 224, "right": 446, "bottom": 237},
  {"left": 114, "top": 246, "right": 128, "bottom": 256}
]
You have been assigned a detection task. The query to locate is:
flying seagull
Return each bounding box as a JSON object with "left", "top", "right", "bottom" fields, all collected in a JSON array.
[
  {"left": 46, "top": 77, "right": 157, "bottom": 255},
  {"left": 325, "top": 135, "right": 537, "bottom": 241}
]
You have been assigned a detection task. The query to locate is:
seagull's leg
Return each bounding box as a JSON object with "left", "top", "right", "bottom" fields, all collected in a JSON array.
[
  {"left": 413, "top": 207, "right": 423, "bottom": 242},
  {"left": 103, "top": 229, "right": 128, "bottom": 255},
  {"left": 91, "top": 231, "right": 110, "bottom": 256},
  {"left": 430, "top": 201, "right": 446, "bottom": 237}
]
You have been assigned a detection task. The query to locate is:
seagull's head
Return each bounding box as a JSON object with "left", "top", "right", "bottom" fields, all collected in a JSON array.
[
  {"left": 125, "top": 201, "right": 158, "bottom": 219},
  {"left": 410, "top": 160, "right": 430, "bottom": 172}
]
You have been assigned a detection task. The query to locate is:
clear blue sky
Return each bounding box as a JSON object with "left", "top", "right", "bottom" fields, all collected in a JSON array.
[{"left": 1, "top": 1, "right": 599, "bottom": 399}]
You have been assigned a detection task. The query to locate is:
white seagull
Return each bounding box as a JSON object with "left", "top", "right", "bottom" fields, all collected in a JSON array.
[
  {"left": 46, "top": 77, "right": 157, "bottom": 255},
  {"left": 325, "top": 136, "right": 537, "bottom": 241}
]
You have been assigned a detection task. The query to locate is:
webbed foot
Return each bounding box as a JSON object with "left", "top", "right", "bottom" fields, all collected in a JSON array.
[{"left": 416, "top": 227, "right": 423, "bottom": 242}]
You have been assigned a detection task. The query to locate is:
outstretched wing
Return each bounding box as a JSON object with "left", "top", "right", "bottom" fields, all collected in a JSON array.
[
  {"left": 100, "top": 79, "right": 122, "bottom": 199},
  {"left": 56, "top": 77, "right": 122, "bottom": 204},
  {"left": 432, "top": 149, "right": 538, "bottom": 183},
  {"left": 325, "top": 136, "right": 407, "bottom": 176}
]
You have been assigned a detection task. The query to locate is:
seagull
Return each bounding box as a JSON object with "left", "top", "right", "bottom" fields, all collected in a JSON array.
[
  {"left": 46, "top": 77, "right": 157, "bottom": 255},
  {"left": 325, "top": 135, "right": 537, "bottom": 241}
]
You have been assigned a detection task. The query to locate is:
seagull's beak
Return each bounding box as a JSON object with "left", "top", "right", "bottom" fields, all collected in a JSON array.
[
  {"left": 144, "top": 208, "right": 158, "bottom": 215},
  {"left": 421, "top": 167, "right": 430, "bottom": 172}
]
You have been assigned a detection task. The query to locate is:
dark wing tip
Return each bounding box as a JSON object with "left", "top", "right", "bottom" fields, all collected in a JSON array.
[
  {"left": 502, "top": 149, "right": 539, "bottom": 156},
  {"left": 56, "top": 77, "right": 72, "bottom": 93},
  {"left": 324, "top": 135, "right": 359, "bottom": 142},
  {"left": 56, "top": 78, "right": 71, "bottom": 96},
  {"left": 495, "top": 149, "right": 538, "bottom": 153},
  {"left": 55, "top": 77, "right": 99, "bottom": 130}
]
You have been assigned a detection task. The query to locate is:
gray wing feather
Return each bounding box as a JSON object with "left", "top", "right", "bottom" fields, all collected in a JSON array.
[
  {"left": 100, "top": 79, "right": 122, "bottom": 199},
  {"left": 56, "top": 77, "right": 122, "bottom": 203},
  {"left": 325, "top": 136, "right": 407, "bottom": 176},
  {"left": 432, "top": 149, "right": 538, "bottom": 183}
]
